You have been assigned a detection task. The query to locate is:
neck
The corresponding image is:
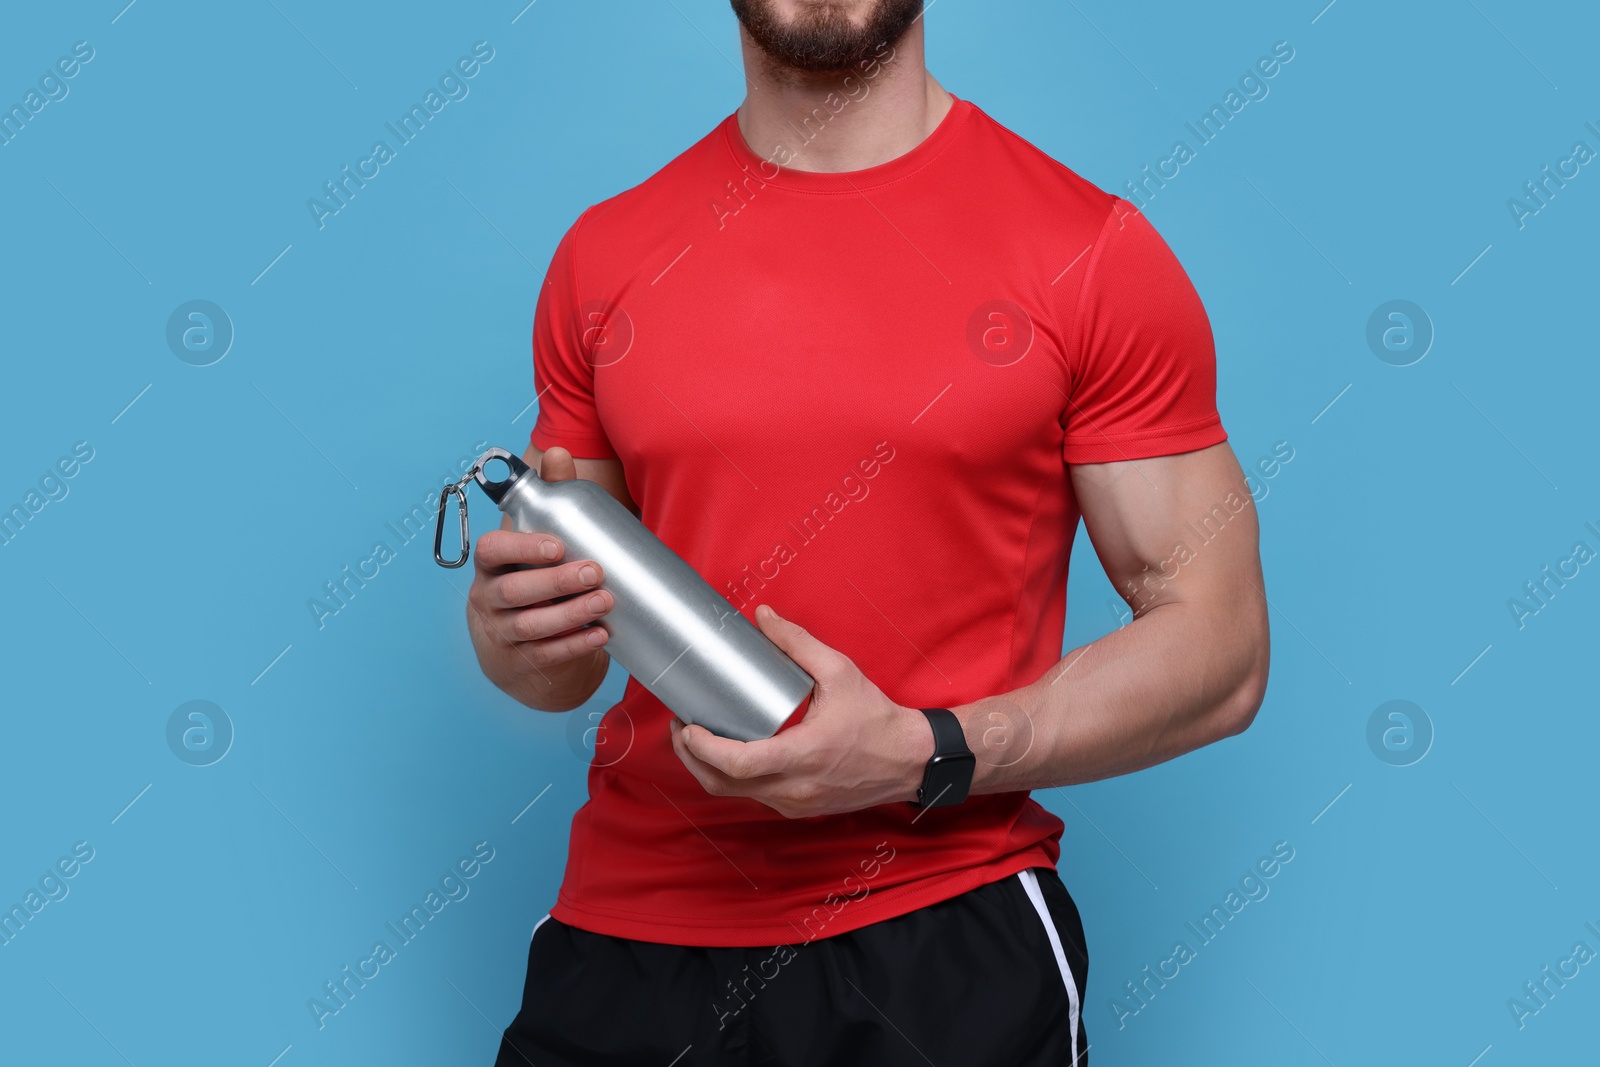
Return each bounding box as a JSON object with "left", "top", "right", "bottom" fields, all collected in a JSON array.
[{"left": 734, "top": 21, "right": 953, "bottom": 174}]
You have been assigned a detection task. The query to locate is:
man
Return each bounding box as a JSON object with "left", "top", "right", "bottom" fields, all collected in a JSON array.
[{"left": 471, "top": 2, "right": 1269, "bottom": 1063}]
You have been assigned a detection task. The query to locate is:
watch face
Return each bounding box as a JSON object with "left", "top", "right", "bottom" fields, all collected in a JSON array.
[{"left": 922, "top": 753, "right": 977, "bottom": 807}]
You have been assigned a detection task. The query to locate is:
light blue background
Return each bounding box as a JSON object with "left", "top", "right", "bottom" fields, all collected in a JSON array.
[{"left": 2, "top": 1, "right": 1595, "bottom": 1063}]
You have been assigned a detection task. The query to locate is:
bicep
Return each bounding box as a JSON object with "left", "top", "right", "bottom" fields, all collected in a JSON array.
[
  {"left": 499, "top": 443, "right": 638, "bottom": 530},
  {"left": 1070, "top": 442, "right": 1263, "bottom": 614}
]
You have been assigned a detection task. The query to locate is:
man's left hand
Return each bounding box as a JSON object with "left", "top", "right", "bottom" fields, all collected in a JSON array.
[{"left": 668, "top": 604, "right": 934, "bottom": 818}]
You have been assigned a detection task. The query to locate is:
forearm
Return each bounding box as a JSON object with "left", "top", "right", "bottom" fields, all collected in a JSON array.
[
  {"left": 665, "top": 448, "right": 1271, "bottom": 816},
  {"left": 954, "top": 598, "right": 1268, "bottom": 795}
]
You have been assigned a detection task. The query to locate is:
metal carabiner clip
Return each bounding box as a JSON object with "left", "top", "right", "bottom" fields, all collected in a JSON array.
[{"left": 434, "top": 481, "right": 472, "bottom": 568}]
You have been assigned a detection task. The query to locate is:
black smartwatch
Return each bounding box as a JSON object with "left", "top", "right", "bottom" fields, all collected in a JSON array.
[{"left": 910, "top": 708, "right": 976, "bottom": 809}]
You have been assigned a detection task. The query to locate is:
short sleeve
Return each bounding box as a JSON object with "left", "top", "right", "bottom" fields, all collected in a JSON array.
[
  {"left": 529, "top": 208, "right": 619, "bottom": 460},
  {"left": 1060, "top": 200, "right": 1227, "bottom": 465}
]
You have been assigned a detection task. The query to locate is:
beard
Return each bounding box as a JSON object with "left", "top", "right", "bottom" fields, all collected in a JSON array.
[{"left": 729, "top": 0, "right": 924, "bottom": 74}]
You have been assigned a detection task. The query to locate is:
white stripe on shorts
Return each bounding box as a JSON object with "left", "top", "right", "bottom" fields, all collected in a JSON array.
[
  {"left": 1016, "top": 869, "right": 1081, "bottom": 1065},
  {"left": 531, "top": 912, "right": 551, "bottom": 941}
]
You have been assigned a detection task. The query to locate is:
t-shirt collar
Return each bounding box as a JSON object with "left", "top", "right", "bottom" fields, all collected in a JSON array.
[{"left": 720, "top": 92, "right": 973, "bottom": 194}]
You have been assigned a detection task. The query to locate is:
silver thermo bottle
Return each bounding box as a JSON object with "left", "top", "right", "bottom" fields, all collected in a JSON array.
[{"left": 469, "top": 447, "right": 813, "bottom": 742}]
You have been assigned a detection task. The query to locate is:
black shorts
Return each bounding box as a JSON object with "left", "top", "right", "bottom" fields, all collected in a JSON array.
[{"left": 495, "top": 866, "right": 1089, "bottom": 1066}]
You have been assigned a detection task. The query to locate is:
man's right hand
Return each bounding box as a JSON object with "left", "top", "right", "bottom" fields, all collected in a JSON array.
[
  {"left": 467, "top": 528, "right": 614, "bottom": 664},
  {"left": 464, "top": 443, "right": 636, "bottom": 712}
]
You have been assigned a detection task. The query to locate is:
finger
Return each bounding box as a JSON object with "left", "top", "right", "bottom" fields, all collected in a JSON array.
[
  {"left": 519, "top": 624, "right": 610, "bottom": 666},
  {"left": 679, "top": 721, "right": 799, "bottom": 781},
  {"left": 464, "top": 588, "right": 607, "bottom": 667},
  {"left": 504, "top": 589, "right": 613, "bottom": 643},
  {"left": 538, "top": 446, "right": 577, "bottom": 482},
  {"left": 475, "top": 529, "right": 564, "bottom": 573},
  {"left": 754, "top": 604, "right": 847, "bottom": 681},
  {"left": 486, "top": 559, "right": 606, "bottom": 610}
]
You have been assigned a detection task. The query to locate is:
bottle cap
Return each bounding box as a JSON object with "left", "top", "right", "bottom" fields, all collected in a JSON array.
[{"left": 472, "top": 447, "right": 532, "bottom": 505}]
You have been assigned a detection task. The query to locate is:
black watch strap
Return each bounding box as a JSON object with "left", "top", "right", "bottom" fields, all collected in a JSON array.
[{"left": 912, "top": 707, "right": 976, "bottom": 809}]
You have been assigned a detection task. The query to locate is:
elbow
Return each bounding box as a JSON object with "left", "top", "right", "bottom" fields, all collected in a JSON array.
[
  {"left": 1222, "top": 666, "right": 1267, "bottom": 738},
  {"left": 1220, "top": 634, "right": 1270, "bottom": 739}
]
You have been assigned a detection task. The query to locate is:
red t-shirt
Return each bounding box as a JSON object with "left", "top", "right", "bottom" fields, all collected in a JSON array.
[{"left": 528, "top": 92, "right": 1226, "bottom": 947}]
